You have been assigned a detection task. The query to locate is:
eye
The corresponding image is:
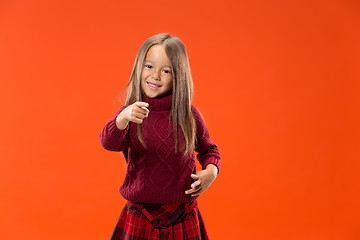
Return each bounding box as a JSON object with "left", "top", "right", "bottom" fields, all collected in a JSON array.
[
  {"left": 145, "top": 65, "right": 152, "bottom": 69},
  {"left": 163, "top": 69, "right": 171, "bottom": 74}
]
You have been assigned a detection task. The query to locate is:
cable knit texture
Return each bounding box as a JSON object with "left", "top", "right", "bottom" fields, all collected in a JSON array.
[{"left": 99, "top": 93, "right": 221, "bottom": 204}]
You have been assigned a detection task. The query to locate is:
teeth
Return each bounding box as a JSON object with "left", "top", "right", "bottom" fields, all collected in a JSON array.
[{"left": 148, "top": 82, "right": 159, "bottom": 87}]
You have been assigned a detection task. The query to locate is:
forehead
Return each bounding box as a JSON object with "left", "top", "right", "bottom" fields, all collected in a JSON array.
[{"left": 145, "top": 45, "right": 171, "bottom": 66}]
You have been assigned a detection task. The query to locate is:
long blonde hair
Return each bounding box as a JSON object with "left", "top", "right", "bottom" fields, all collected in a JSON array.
[{"left": 121, "top": 33, "right": 196, "bottom": 155}]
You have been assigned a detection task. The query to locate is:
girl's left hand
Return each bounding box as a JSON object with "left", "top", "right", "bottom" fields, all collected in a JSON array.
[{"left": 185, "top": 164, "right": 218, "bottom": 197}]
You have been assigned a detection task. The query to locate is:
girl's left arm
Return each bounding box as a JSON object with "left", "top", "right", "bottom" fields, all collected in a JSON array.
[
  {"left": 192, "top": 105, "right": 221, "bottom": 173},
  {"left": 185, "top": 105, "right": 221, "bottom": 196}
]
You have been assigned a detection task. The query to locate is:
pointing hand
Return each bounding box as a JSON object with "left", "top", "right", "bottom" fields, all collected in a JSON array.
[{"left": 115, "top": 102, "right": 149, "bottom": 129}]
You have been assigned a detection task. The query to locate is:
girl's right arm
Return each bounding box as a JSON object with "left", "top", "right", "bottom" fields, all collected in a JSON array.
[{"left": 99, "top": 102, "right": 149, "bottom": 152}]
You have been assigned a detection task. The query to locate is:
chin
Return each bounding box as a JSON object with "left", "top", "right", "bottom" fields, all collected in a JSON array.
[
  {"left": 151, "top": 93, "right": 164, "bottom": 98},
  {"left": 143, "top": 92, "right": 158, "bottom": 98}
]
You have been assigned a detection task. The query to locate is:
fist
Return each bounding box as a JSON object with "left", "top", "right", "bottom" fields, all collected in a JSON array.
[{"left": 115, "top": 102, "right": 149, "bottom": 129}]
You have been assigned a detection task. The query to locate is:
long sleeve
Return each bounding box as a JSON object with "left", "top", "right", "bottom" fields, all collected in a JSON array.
[
  {"left": 99, "top": 105, "right": 130, "bottom": 152},
  {"left": 192, "top": 105, "right": 221, "bottom": 174}
]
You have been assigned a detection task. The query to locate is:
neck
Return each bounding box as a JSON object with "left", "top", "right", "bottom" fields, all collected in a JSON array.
[{"left": 142, "top": 93, "right": 172, "bottom": 111}]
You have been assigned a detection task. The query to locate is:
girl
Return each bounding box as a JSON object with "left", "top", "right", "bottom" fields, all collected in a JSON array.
[{"left": 99, "top": 33, "right": 221, "bottom": 240}]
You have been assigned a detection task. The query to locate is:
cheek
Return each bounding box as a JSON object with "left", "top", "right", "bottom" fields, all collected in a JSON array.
[
  {"left": 140, "top": 71, "right": 145, "bottom": 80},
  {"left": 141, "top": 72, "right": 148, "bottom": 85},
  {"left": 140, "top": 76, "right": 146, "bottom": 90},
  {"left": 167, "top": 84, "right": 173, "bottom": 92},
  {"left": 165, "top": 78, "right": 173, "bottom": 89}
]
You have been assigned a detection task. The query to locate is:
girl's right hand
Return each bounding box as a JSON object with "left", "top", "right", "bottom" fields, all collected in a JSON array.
[{"left": 115, "top": 102, "right": 149, "bottom": 130}]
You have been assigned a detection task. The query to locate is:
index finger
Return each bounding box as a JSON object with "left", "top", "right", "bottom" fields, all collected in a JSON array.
[{"left": 134, "top": 101, "right": 149, "bottom": 108}]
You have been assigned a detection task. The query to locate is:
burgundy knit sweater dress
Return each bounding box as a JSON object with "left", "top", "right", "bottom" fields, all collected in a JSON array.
[{"left": 99, "top": 93, "right": 221, "bottom": 204}]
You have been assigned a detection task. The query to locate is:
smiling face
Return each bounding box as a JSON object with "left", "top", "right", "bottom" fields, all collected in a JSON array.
[{"left": 141, "top": 44, "right": 173, "bottom": 98}]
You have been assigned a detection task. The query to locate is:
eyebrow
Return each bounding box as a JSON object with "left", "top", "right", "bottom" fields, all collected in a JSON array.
[{"left": 145, "top": 60, "right": 171, "bottom": 68}]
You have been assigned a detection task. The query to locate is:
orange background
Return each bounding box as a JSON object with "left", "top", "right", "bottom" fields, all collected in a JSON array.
[{"left": 1, "top": 0, "right": 359, "bottom": 239}]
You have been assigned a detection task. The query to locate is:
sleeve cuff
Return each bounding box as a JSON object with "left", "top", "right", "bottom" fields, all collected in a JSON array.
[
  {"left": 201, "top": 157, "right": 221, "bottom": 174},
  {"left": 107, "top": 115, "right": 130, "bottom": 136}
]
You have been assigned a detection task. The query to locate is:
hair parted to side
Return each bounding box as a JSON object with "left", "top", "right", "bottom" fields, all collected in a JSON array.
[{"left": 122, "top": 33, "right": 196, "bottom": 156}]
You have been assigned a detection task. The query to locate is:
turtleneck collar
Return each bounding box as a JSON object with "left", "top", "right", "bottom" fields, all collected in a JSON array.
[{"left": 142, "top": 93, "right": 172, "bottom": 111}]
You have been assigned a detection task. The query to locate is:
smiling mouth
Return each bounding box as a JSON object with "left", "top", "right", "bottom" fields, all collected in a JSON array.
[{"left": 147, "top": 81, "right": 161, "bottom": 89}]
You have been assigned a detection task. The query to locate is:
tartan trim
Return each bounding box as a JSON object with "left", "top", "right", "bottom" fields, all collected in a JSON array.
[{"left": 110, "top": 200, "right": 209, "bottom": 240}]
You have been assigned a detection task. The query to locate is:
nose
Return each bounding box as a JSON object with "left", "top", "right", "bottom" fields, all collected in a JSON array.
[{"left": 152, "top": 71, "right": 160, "bottom": 80}]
